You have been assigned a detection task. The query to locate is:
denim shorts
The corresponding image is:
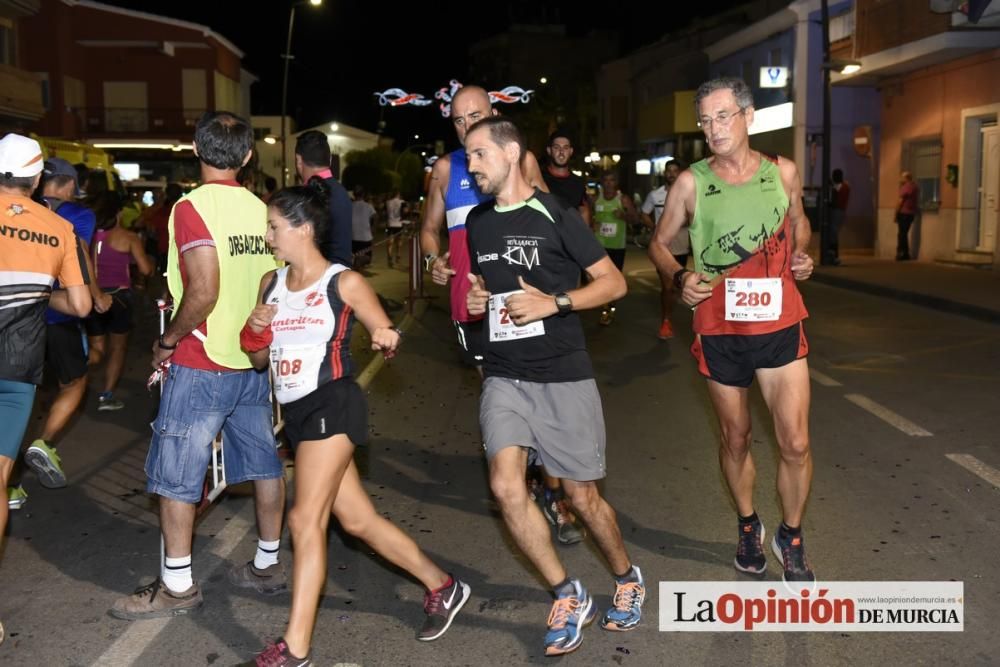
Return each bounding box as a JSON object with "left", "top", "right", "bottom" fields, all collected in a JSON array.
[{"left": 145, "top": 363, "right": 282, "bottom": 504}]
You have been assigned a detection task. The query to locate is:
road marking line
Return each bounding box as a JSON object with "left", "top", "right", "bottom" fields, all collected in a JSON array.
[
  {"left": 945, "top": 454, "right": 1000, "bottom": 489},
  {"left": 809, "top": 368, "right": 842, "bottom": 387},
  {"left": 96, "top": 503, "right": 254, "bottom": 666},
  {"left": 844, "top": 393, "right": 933, "bottom": 436},
  {"left": 633, "top": 277, "right": 659, "bottom": 291}
]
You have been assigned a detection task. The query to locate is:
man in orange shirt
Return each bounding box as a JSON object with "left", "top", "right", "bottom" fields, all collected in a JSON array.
[{"left": 0, "top": 134, "right": 92, "bottom": 633}]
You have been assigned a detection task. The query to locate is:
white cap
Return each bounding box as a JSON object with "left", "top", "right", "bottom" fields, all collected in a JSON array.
[{"left": 0, "top": 133, "right": 44, "bottom": 178}]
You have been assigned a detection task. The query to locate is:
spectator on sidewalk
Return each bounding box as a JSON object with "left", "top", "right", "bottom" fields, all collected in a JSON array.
[
  {"left": 895, "top": 171, "right": 919, "bottom": 261},
  {"left": 385, "top": 189, "right": 405, "bottom": 267},
  {"left": 351, "top": 185, "right": 375, "bottom": 270},
  {"left": 824, "top": 168, "right": 850, "bottom": 266}
]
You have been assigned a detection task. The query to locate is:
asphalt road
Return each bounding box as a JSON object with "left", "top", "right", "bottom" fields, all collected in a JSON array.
[{"left": 1, "top": 244, "right": 997, "bottom": 666}]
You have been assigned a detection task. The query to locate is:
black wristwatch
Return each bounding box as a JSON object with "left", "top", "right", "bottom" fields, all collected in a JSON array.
[
  {"left": 158, "top": 334, "right": 177, "bottom": 350},
  {"left": 672, "top": 269, "right": 689, "bottom": 290},
  {"left": 554, "top": 292, "right": 573, "bottom": 316}
]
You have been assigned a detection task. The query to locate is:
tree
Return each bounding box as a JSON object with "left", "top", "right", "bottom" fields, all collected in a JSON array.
[{"left": 341, "top": 146, "right": 395, "bottom": 194}]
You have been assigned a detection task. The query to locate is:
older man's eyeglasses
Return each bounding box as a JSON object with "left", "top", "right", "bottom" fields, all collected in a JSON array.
[{"left": 697, "top": 108, "right": 747, "bottom": 129}]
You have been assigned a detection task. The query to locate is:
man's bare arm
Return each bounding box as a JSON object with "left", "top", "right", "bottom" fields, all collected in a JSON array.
[
  {"left": 778, "top": 156, "right": 814, "bottom": 280},
  {"left": 649, "top": 171, "right": 694, "bottom": 281},
  {"left": 419, "top": 155, "right": 450, "bottom": 259},
  {"left": 779, "top": 157, "right": 810, "bottom": 254},
  {"left": 162, "top": 245, "right": 219, "bottom": 345}
]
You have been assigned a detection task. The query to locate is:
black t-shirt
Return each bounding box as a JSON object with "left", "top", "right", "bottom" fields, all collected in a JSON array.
[
  {"left": 542, "top": 169, "right": 587, "bottom": 211},
  {"left": 467, "top": 190, "right": 606, "bottom": 382},
  {"left": 318, "top": 175, "right": 353, "bottom": 266}
]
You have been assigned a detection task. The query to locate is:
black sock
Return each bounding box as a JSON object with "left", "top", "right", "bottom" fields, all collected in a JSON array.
[
  {"left": 780, "top": 522, "right": 801, "bottom": 537},
  {"left": 738, "top": 511, "right": 759, "bottom": 524},
  {"left": 553, "top": 577, "right": 576, "bottom": 598},
  {"left": 614, "top": 566, "right": 638, "bottom": 583}
]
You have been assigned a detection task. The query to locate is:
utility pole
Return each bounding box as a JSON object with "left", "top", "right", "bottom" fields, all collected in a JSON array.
[{"left": 820, "top": 0, "right": 832, "bottom": 264}]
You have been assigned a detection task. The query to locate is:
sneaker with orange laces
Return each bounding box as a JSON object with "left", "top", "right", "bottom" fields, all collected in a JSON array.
[
  {"left": 734, "top": 516, "right": 767, "bottom": 575},
  {"left": 601, "top": 565, "right": 645, "bottom": 631},
  {"left": 544, "top": 579, "right": 596, "bottom": 656},
  {"left": 657, "top": 319, "right": 674, "bottom": 339}
]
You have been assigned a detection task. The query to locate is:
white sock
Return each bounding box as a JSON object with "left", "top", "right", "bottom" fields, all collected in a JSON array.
[
  {"left": 162, "top": 555, "right": 193, "bottom": 593},
  {"left": 254, "top": 539, "right": 280, "bottom": 569}
]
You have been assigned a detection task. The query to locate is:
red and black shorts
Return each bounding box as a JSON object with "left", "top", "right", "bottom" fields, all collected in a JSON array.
[{"left": 691, "top": 322, "right": 808, "bottom": 388}]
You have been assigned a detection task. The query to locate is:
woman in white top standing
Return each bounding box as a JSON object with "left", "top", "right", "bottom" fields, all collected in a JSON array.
[{"left": 238, "top": 180, "right": 469, "bottom": 666}]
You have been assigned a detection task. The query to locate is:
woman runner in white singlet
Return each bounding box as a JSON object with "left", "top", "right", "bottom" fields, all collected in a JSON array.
[{"left": 239, "top": 181, "right": 469, "bottom": 666}]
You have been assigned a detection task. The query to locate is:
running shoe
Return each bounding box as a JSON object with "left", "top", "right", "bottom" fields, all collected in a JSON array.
[
  {"left": 772, "top": 526, "right": 816, "bottom": 584},
  {"left": 543, "top": 579, "right": 596, "bottom": 656},
  {"left": 601, "top": 566, "right": 646, "bottom": 631},
  {"left": 418, "top": 575, "right": 470, "bottom": 641},
  {"left": 25, "top": 439, "right": 66, "bottom": 488},
  {"left": 98, "top": 393, "right": 125, "bottom": 411},
  {"left": 7, "top": 485, "right": 28, "bottom": 510},
  {"left": 734, "top": 518, "right": 767, "bottom": 575},
  {"left": 541, "top": 496, "right": 586, "bottom": 545},
  {"left": 239, "top": 638, "right": 311, "bottom": 666},
  {"left": 657, "top": 319, "right": 674, "bottom": 340}
]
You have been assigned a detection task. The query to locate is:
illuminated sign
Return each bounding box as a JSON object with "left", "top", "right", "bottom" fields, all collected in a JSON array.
[
  {"left": 748, "top": 102, "right": 794, "bottom": 136},
  {"left": 759, "top": 67, "right": 789, "bottom": 88}
]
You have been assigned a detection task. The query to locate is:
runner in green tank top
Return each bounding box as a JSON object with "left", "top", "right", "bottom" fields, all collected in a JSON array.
[
  {"left": 648, "top": 77, "right": 818, "bottom": 587},
  {"left": 592, "top": 171, "right": 636, "bottom": 325}
]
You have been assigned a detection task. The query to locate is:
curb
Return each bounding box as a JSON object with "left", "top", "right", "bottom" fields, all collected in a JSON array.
[
  {"left": 810, "top": 272, "right": 1000, "bottom": 325},
  {"left": 356, "top": 298, "right": 429, "bottom": 389}
]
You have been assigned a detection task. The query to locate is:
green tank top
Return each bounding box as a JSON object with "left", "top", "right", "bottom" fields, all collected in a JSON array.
[
  {"left": 593, "top": 192, "right": 626, "bottom": 250},
  {"left": 689, "top": 156, "right": 789, "bottom": 281}
]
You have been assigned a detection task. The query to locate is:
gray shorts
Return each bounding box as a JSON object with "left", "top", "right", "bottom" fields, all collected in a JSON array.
[{"left": 480, "top": 376, "right": 607, "bottom": 481}]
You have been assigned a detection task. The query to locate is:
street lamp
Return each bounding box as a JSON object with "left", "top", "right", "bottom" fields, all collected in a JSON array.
[{"left": 281, "top": 0, "right": 322, "bottom": 187}]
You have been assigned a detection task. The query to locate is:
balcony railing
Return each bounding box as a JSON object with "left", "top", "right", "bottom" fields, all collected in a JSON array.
[{"left": 72, "top": 107, "right": 206, "bottom": 136}]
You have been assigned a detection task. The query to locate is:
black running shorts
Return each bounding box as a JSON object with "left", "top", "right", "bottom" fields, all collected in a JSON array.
[
  {"left": 282, "top": 378, "right": 368, "bottom": 449},
  {"left": 45, "top": 322, "right": 88, "bottom": 384},
  {"left": 691, "top": 322, "right": 808, "bottom": 388},
  {"left": 85, "top": 288, "right": 133, "bottom": 336}
]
